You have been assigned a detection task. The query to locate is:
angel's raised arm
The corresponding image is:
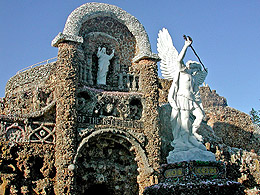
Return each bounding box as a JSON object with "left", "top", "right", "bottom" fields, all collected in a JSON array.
[{"left": 176, "top": 38, "right": 193, "bottom": 70}]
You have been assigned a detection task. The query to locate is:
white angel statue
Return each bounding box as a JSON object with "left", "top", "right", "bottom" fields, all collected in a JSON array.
[{"left": 157, "top": 28, "right": 215, "bottom": 163}]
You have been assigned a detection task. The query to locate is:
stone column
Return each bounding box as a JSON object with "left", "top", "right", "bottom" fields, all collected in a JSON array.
[
  {"left": 138, "top": 58, "right": 161, "bottom": 188},
  {"left": 53, "top": 41, "right": 82, "bottom": 194}
]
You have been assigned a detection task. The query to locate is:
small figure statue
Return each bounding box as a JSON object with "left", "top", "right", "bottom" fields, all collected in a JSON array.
[
  {"left": 157, "top": 28, "right": 215, "bottom": 163},
  {"left": 97, "top": 47, "right": 114, "bottom": 85}
]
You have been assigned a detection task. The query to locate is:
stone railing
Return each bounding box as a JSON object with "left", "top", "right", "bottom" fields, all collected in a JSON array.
[{"left": 16, "top": 57, "right": 57, "bottom": 74}]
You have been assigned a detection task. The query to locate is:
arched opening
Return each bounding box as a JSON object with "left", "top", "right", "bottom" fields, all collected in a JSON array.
[
  {"left": 79, "top": 16, "right": 136, "bottom": 90},
  {"left": 61, "top": 2, "right": 154, "bottom": 62},
  {"left": 75, "top": 132, "right": 139, "bottom": 194}
]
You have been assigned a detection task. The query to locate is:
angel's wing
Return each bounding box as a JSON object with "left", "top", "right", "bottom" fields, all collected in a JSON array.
[
  {"left": 157, "top": 28, "right": 179, "bottom": 80},
  {"left": 194, "top": 69, "right": 208, "bottom": 86}
]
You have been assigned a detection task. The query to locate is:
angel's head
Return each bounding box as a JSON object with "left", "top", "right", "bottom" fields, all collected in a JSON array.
[{"left": 186, "top": 60, "right": 201, "bottom": 73}]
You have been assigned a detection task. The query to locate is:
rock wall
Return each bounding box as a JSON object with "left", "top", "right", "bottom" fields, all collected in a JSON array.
[
  {"left": 200, "top": 85, "right": 228, "bottom": 108},
  {"left": 2, "top": 62, "right": 56, "bottom": 117},
  {"left": 0, "top": 140, "right": 56, "bottom": 194},
  {"left": 0, "top": 2, "right": 259, "bottom": 194}
]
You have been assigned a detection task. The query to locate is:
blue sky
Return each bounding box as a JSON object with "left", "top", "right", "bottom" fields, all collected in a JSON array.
[{"left": 0, "top": 0, "right": 259, "bottom": 114}]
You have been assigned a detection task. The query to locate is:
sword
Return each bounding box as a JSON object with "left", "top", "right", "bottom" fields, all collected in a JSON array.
[{"left": 183, "top": 35, "right": 207, "bottom": 72}]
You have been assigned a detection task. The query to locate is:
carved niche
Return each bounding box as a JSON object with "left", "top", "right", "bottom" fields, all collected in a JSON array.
[
  {"left": 76, "top": 88, "right": 143, "bottom": 120},
  {"left": 76, "top": 87, "right": 144, "bottom": 138},
  {"left": 78, "top": 16, "right": 138, "bottom": 91}
]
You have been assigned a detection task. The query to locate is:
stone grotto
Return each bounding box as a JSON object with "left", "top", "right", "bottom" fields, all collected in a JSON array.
[{"left": 0, "top": 2, "right": 259, "bottom": 195}]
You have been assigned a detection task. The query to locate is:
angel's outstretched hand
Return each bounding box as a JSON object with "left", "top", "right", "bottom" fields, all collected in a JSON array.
[{"left": 184, "top": 37, "right": 192, "bottom": 47}]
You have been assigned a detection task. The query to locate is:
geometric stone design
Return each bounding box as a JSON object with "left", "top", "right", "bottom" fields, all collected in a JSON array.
[
  {"left": 6, "top": 123, "right": 25, "bottom": 144},
  {"left": 28, "top": 123, "right": 55, "bottom": 144}
]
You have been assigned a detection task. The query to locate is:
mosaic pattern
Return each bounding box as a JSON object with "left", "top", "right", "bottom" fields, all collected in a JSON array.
[{"left": 0, "top": 118, "right": 56, "bottom": 145}]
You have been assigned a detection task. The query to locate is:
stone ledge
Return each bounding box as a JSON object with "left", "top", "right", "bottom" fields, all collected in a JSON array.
[
  {"left": 51, "top": 32, "right": 84, "bottom": 47},
  {"left": 133, "top": 53, "right": 160, "bottom": 63}
]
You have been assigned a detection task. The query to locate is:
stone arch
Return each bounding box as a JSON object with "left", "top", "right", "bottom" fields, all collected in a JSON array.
[
  {"left": 53, "top": 2, "right": 157, "bottom": 62},
  {"left": 72, "top": 129, "right": 153, "bottom": 194},
  {"left": 73, "top": 129, "right": 153, "bottom": 175}
]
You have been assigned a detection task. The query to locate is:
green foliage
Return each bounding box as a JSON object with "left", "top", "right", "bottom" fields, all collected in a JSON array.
[{"left": 250, "top": 108, "right": 260, "bottom": 126}]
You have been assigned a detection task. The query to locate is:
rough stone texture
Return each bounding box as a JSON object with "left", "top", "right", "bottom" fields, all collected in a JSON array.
[
  {"left": 5, "top": 62, "right": 56, "bottom": 94},
  {"left": 53, "top": 41, "right": 80, "bottom": 194},
  {"left": 137, "top": 59, "right": 161, "bottom": 191},
  {"left": 2, "top": 62, "right": 56, "bottom": 117},
  {"left": 205, "top": 106, "right": 259, "bottom": 154},
  {"left": 200, "top": 85, "right": 228, "bottom": 108},
  {"left": 144, "top": 180, "right": 244, "bottom": 195},
  {"left": 0, "top": 139, "right": 56, "bottom": 194},
  {"left": 158, "top": 78, "right": 172, "bottom": 105},
  {"left": 0, "top": 2, "right": 259, "bottom": 195},
  {"left": 204, "top": 106, "right": 260, "bottom": 193},
  {"left": 0, "top": 3, "right": 161, "bottom": 195}
]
